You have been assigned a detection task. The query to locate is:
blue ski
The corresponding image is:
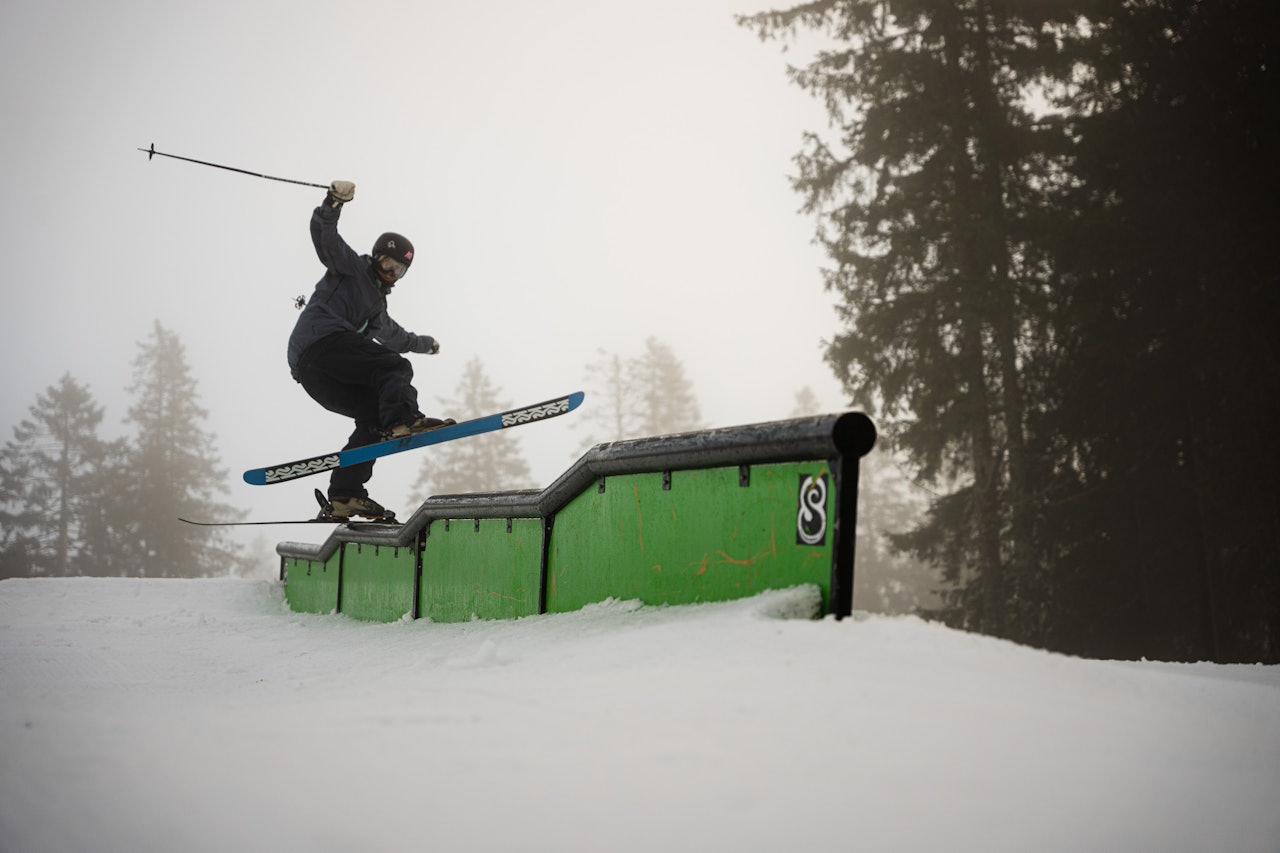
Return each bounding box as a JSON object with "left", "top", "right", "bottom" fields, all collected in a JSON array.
[{"left": 244, "top": 391, "right": 584, "bottom": 486}]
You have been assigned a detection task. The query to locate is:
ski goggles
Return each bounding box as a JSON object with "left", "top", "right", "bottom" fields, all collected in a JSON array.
[{"left": 376, "top": 255, "right": 409, "bottom": 280}]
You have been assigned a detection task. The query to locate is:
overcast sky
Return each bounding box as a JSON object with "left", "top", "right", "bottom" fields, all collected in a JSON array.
[{"left": 0, "top": 0, "right": 846, "bottom": 536}]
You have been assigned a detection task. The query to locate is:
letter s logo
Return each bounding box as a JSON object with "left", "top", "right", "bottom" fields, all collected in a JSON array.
[{"left": 797, "top": 474, "right": 828, "bottom": 546}]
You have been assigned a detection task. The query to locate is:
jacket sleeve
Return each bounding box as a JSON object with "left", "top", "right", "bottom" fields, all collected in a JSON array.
[
  {"left": 310, "top": 202, "right": 366, "bottom": 277},
  {"left": 368, "top": 313, "right": 437, "bottom": 354}
]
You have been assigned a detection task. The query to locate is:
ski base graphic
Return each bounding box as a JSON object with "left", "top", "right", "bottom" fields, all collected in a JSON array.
[{"left": 243, "top": 391, "right": 584, "bottom": 486}]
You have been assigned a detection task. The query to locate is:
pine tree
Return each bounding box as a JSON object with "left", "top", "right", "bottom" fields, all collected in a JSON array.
[
  {"left": 575, "top": 339, "right": 703, "bottom": 454},
  {"left": 629, "top": 337, "right": 703, "bottom": 437},
  {"left": 123, "top": 321, "right": 243, "bottom": 577},
  {"left": 411, "top": 358, "right": 534, "bottom": 496},
  {"left": 742, "top": 0, "right": 1075, "bottom": 638},
  {"left": 0, "top": 375, "right": 124, "bottom": 577},
  {"left": 74, "top": 445, "right": 136, "bottom": 577},
  {"left": 790, "top": 387, "right": 824, "bottom": 418},
  {"left": 573, "top": 349, "right": 632, "bottom": 454}
]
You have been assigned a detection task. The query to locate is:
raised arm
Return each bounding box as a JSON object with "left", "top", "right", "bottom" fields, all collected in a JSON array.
[{"left": 309, "top": 181, "right": 365, "bottom": 276}]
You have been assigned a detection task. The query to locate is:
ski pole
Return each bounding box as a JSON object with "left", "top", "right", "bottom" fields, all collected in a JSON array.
[{"left": 136, "top": 143, "right": 328, "bottom": 189}]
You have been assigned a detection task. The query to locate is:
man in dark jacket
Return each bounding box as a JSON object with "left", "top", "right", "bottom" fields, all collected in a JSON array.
[{"left": 287, "top": 180, "right": 449, "bottom": 520}]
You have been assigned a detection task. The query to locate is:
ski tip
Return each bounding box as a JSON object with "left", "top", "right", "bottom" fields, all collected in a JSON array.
[{"left": 243, "top": 469, "right": 266, "bottom": 486}]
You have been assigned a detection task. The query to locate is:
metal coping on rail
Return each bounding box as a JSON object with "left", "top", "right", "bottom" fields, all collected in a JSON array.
[{"left": 276, "top": 411, "right": 876, "bottom": 564}]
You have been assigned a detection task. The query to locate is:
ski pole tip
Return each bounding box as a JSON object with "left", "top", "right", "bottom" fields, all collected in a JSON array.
[{"left": 137, "top": 143, "right": 156, "bottom": 160}]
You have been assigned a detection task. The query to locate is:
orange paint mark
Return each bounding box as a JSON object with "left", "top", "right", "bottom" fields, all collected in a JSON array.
[{"left": 688, "top": 548, "right": 774, "bottom": 573}]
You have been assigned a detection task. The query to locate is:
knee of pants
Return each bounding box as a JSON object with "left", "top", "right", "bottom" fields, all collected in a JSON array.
[{"left": 377, "top": 358, "right": 415, "bottom": 390}]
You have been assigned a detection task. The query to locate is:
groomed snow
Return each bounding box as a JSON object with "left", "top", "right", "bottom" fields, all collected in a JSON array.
[{"left": 1, "top": 577, "right": 1277, "bottom": 852}]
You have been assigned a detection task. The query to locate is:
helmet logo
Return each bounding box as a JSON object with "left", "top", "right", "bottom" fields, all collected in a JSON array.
[{"left": 387, "top": 240, "right": 396, "bottom": 248}]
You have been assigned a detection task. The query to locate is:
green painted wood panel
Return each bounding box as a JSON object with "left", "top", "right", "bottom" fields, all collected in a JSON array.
[
  {"left": 545, "top": 463, "right": 835, "bottom": 613},
  {"left": 419, "top": 518, "right": 543, "bottom": 622},
  {"left": 338, "top": 543, "right": 417, "bottom": 622},
  {"left": 283, "top": 555, "right": 340, "bottom": 614}
]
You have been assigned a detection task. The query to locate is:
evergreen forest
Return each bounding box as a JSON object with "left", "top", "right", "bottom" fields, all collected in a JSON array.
[
  {"left": 741, "top": 0, "right": 1278, "bottom": 662},
  {"left": 0, "top": 322, "right": 247, "bottom": 579}
]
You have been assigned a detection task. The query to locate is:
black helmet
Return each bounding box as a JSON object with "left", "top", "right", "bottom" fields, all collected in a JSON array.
[{"left": 372, "top": 232, "right": 414, "bottom": 268}]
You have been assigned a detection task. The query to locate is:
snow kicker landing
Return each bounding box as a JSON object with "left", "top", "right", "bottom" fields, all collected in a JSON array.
[{"left": 276, "top": 412, "right": 877, "bottom": 623}]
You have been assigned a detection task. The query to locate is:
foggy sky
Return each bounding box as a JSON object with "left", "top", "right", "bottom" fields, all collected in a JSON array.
[{"left": 0, "top": 0, "right": 844, "bottom": 542}]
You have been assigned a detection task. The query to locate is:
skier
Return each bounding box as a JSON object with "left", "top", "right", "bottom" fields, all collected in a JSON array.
[{"left": 287, "top": 180, "right": 451, "bottom": 521}]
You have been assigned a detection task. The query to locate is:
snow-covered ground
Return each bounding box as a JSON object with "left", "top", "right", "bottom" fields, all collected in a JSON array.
[{"left": 1, "top": 578, "right": 1277, "bottom": 853}]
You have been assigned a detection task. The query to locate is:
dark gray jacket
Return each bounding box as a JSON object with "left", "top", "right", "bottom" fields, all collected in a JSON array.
[{"left": 287, "top": 201, "right": 436, "bottom": 379}]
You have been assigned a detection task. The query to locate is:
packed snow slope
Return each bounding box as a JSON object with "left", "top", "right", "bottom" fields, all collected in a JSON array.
[{"left": 1, "top": 578, "right": 1277, "bottom": 853}]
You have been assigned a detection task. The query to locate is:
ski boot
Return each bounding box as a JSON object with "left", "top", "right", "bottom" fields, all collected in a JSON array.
[
  {"left": 383, "top": 415, "right": 456, "bottom": 440},
  {"left": 315, "top": 490, "right": 397, "bottom": 523}
]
